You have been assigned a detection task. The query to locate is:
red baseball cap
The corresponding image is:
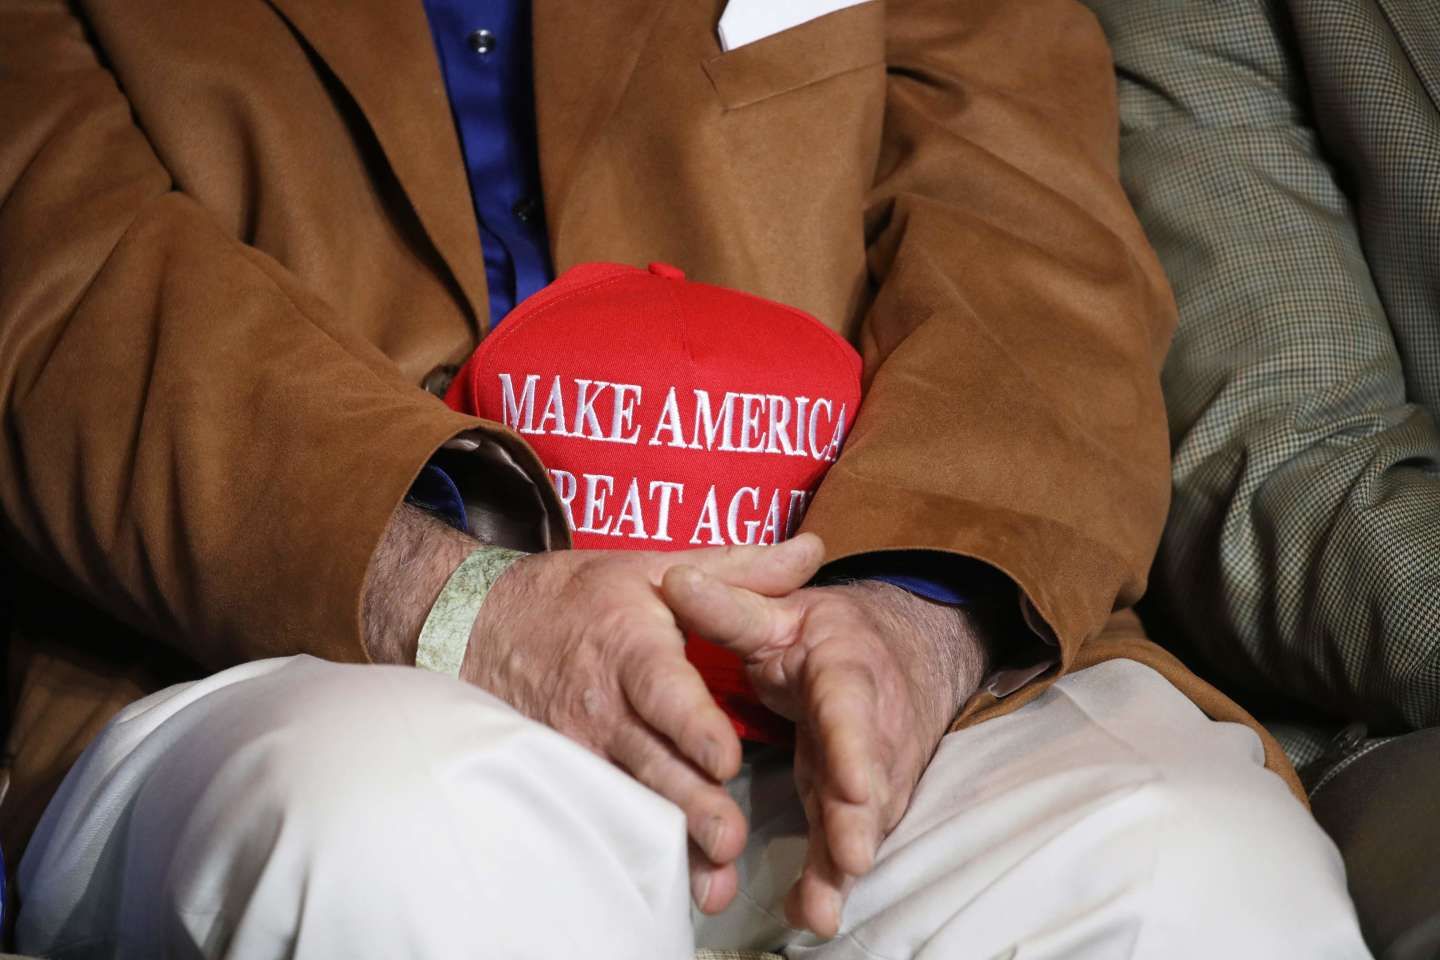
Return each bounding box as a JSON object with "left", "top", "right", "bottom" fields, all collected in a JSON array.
[{"left": 446, "top": 262, "right": 862, "bottom": 741}]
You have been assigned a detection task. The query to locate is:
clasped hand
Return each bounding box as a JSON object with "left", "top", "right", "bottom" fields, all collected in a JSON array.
[{"left": 466, "top": 536, "right": 985, "bottom": 938}]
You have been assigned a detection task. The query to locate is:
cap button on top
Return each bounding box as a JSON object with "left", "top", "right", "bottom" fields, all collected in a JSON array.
[{"left": 648, "top": 262, "right": 685, "bottom": 280}]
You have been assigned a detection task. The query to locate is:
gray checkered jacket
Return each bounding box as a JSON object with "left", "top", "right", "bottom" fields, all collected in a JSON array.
[{"left": 1080, "top": 0, "right": 1440, "bottom": 730}]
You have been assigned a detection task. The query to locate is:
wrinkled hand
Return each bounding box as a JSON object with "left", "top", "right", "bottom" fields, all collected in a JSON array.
[
  {"left": 663, "top": 573, "right": 990, "bottom": 938},
  {"left": 465, "top": 534, "right": 825, "bottom": 913}
]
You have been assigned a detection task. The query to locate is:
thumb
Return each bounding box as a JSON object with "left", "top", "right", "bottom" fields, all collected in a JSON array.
[
  {"left": 673, "top": 532, "right": 825, "bottom": 596},
  {"left": 662, "top": 565, "right": 803, "bottom": 660}
]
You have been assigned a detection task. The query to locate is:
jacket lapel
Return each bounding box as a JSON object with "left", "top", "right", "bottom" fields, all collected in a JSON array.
[
  {"left": 264, "top": 0, "right": 491, "bottom": 326},
  {"left": 1376, "top": 0, "right": 1440, "bottom": 116},
  {"left": 531, "top": 0, "right": 675, "bottom": 255}
]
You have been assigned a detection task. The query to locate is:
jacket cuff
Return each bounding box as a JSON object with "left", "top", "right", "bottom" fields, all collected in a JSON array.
[{"left": 309, "top": 402, "right": 564, "bottom": 670}]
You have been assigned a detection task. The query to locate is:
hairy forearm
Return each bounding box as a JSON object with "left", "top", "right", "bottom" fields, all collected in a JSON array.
[
  {"left": 848, "top": 580, "right": 993, "bottom": 730},
  {"left": 361, "top": 502, "right": 479, "bottom": 665}
]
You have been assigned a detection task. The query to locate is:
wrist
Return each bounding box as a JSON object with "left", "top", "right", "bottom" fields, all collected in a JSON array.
[
  {"left": 361, "top": 502, "right": 479, "bottom": 666},
  {"left": 417, "top": 543, "right": 528, "bottom": 678},
  {"left": 846, "top": 579, "right": 990, "bottom": 727},
  {"left": 919, "top": 599, "right": 989, "bottom": 730},
  {"left": 460, "top": 549, "right": 548, "bottom": 685}
]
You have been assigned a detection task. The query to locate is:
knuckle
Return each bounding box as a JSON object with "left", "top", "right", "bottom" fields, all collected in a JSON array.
[
  {"left": 632, "top": 749, "right": 668, "bottom": 790},
  {"left": 618, "top": 728, "right": 684, "bottom": 797},
  {"left": 568, "top": 557, "right": 610, "bottom": 597},
  {"left": 640, "top": 669, "right": 713, "bottom": 745},
  {"left": 692, "top": 783, "right": 735, "bottom": 825},
  {"left": 655, "top": 676, "right": 699, "bottom": 728},
  {"left": 613, "top": 724, "right": 662, "bottom": 781},
  {"left": 813, "top": 683, "right": 870, "bottom": 728},
  {"left": 557, "top": 681, "right": 612, "bottom": 732},
  {"left": 588, "top": 605, "right": 634, "bottom": 645},
  {"left": 626, "top": 659, "right": 671, "bottom": 714},
  {"left": 813, "top": 695, "right": 847, "bottom": 731},
  {"left": 671, "top": 699, "right": 715, "bottom": 754}
]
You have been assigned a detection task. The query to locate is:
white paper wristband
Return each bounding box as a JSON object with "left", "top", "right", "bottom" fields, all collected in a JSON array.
[{"left": 415, "top": 546, "right": 527, "bottom": 678}]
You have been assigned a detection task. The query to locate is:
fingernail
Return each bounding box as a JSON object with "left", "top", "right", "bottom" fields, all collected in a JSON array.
[
  {"left": 704, "top": 816, "right": 726, "bottom": 856},
  {"left": 692, "top": 870, "right": 711, "bottom": 909}
]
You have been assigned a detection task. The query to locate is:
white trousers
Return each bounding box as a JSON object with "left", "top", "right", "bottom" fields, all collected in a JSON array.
[{"left": 17, "top": 655, "right": 1371, "bottom": 959}]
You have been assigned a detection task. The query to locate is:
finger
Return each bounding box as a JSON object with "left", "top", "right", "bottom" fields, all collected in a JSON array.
[
  {"left": 803, "top": 721, "right": 879, "bottom": 882},
  {"left": 804, "top": 635, "right": 897, "bottom": 879},
  {"left": 806, "top": 649, "right": 879, "bottom": 806},
  {"left": 608, "top": 721, "right": 748, "bottom": 866},
  {"left": 822, "top": 785, "right": 881, "bottom": 879},
  {"left": 784, "top": 786, "right": 853, "bottom": 939},
  {"left": 688, "top": 841, "right": 739, "bottom": 915},
  {"left": 673, "top": 532, "right": 826, "bottom": 595},
  {"left": 661, "top": 565, "right": 802, "bottom": 660},
  {"left": 618, "top": 644, "right": 742, "bottom": 781}
]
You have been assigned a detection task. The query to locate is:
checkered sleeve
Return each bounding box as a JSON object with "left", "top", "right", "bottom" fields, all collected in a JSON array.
[{"left": 1083, "top": 0, "right": 1440, "bottom": 729}]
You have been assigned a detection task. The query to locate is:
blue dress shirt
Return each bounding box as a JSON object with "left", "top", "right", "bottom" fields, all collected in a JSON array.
[
  {"left": 423, "top": 0, "right": 552, "bottom": 323},
  {"left": 413, "top": 0, "right": 996, "bottom": 606}
]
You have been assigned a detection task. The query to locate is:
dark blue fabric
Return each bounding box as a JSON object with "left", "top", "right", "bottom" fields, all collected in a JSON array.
[
  {"left": 831, "top": 554, "right": 1011, "bottom": 607},
  {"left": 422, "top": 0, "right": 553, "bottom": 326},
  {"left": 410, "top": 0, "right": 973, "bottom": 606},
  {"left": 873, "top": 575, "right": 969, "bottom": 603},
  {"left": 406, "top": 464, "right": 470, "bottom": 532}
]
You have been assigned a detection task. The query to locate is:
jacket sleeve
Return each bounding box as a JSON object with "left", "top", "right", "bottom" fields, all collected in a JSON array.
[
  {"left": 800, "top": 0, "right": 1178, "bottom": 673},
  {"left": 0, "top": 1, "right": 559, "bottom": 670},
  {"left": 1084, "top": 0, "right": 1440, "bottom": 729}
]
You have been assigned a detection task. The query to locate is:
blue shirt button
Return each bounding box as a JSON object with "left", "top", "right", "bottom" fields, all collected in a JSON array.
[
  {"left": 512, "top": 196, "right": 540, "bottom": 224},
  {"left": 467, "top": 28, "right": 496, "bottom": 55}
]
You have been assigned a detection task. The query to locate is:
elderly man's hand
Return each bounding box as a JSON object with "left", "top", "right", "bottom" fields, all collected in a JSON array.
[
  {"left": 465, "top": 534, "right": 825, "bottom": 913},
  {"left": 662, "top": 572, "right": 991, "bottom": 938}
]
